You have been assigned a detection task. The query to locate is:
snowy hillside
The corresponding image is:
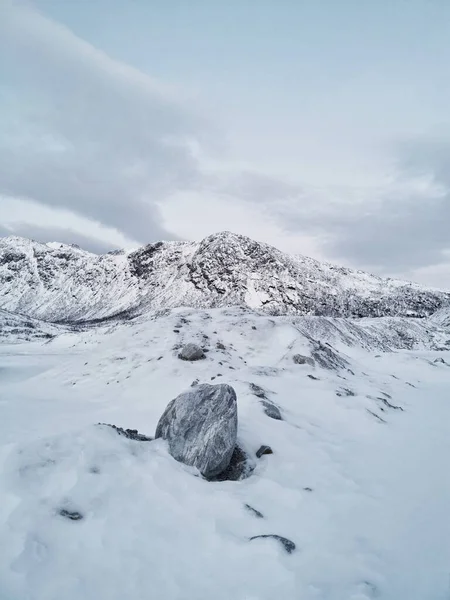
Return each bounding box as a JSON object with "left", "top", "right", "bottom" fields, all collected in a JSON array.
[
  {"left": 0, "top": 309, "right": 64, "bottom": 343},
  {"left": 1, "top": 232, "right": 449, "bottom": 322},
  {"left": 1, "top": 306, "right": 450, "bottom": 599}
]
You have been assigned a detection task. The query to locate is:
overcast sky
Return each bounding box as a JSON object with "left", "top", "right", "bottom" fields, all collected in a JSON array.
[{"left": 1, "top": 0, "right": 450, "bottom": 288}]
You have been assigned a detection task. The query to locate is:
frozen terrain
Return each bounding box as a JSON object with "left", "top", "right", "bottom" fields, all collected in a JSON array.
[{"left": 1, "top": 306, "right": 450, "bottom": 599}]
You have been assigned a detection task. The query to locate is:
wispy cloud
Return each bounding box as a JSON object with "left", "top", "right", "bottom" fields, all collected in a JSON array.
[{"left": 0, "top": 1, "right": 209, "bottom": 243}]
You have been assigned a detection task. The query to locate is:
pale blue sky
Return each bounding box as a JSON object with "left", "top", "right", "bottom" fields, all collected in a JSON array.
[{"left": 1, "top": 0, "right": 450, "bottom": 287}]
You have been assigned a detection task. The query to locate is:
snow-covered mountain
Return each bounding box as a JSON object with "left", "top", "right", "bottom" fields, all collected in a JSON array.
[{"left": 1, "top": 231, "right": 449, "bottom": 322}]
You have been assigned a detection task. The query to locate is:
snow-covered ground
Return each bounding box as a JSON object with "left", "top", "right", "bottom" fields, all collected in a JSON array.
[{"left": 1, "top": 308, "right": 450, "bottom": 600}]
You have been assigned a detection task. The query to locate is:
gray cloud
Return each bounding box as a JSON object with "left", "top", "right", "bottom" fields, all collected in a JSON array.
[
  {"left": 0, "top": 223, "right": 118, "bottom": 254},
  {"left": 0, "top": 3, "right": 209, "bottom": 244},
  {"left": 218, "top": 141, "right": 450, "bottom": 275},
  {"left": 320, "top": 138, "right": 450, "bottom": 272}
]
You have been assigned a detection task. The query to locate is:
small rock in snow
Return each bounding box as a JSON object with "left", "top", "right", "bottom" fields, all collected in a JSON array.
[
  {"left": 58, "top": 508, "right": 84, "bottom": 521},
  {"left": 307, "top": 374, "right": 319, "bottom": 381},
  {"left": 216, "top": 342, "right": 226, "bottom": 350},
  {"left": 249, "top": 535, "right": 296, "bottom": 554},
  {"left": 256, "top": 445, "right": 273, "bottom": 458},
  {"left": 293, "top": 354, "right": 315, "bottom": 367},
  {"left": 178, "top": 343, "right": 205, "bottom": 361},
  {"left": 336, "top": 388, "right": 355, "bottom": 397},
  {"left": 311, "top": 341, "right": 349, "bottom": 371},
  {"left": 261, "top": 400, "right": 282, "bottom": 420},
  {"left": 245, "top": 504, "right": 264, "bottom": 518},
  {"left": 249, "top": 382, "right": 268, "bottom": 399},
  {"left": 155, "top": 383, "right": 238, "bottom": 478},
  {"left": 366, "top": 409, "right": 386, "bottom": 423},
  {"left": 98, "top": 423, "right": 153, "bottom": 441}
]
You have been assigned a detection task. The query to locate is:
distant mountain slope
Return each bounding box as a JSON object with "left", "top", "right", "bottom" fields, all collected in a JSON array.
[
  {"left": 0, "top": 232, "right": 448, "bottom": 323},
  {"left": 0, "top": 309, "right": 62, "bottom": 343}
]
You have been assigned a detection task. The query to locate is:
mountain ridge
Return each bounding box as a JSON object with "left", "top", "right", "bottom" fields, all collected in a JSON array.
[{"left": 1, "top": 231, "right": 449, "bottom": 323}]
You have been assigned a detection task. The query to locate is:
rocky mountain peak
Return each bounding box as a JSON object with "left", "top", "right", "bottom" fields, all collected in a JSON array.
[{"left": 0, "top": 232, "right": 449, "bottom": 323}]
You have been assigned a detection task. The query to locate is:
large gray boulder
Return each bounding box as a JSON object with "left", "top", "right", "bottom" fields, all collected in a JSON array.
[{"left": 155, "top": 383, "right": 238, "bottom": 478}]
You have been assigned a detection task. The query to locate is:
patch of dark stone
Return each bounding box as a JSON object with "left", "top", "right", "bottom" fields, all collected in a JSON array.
[
  {"left": 303, "top": 487, "right": 313, "bottom": 492},
  {"left": 311, "top": 341, "right": 349, "bottom": 371},
  {"left": 206, "top": 446, "right": 255, "bottom": 482},
  {"left": 245, "top": 504, "right": 264, "bottom": 518},
  {"left": 173, "top": 329, "right": 180, "bottom": 333},
  {"left": 405, "top": 381, "right": 416, "bottom": 387},
  {"left": 249, "top": 535, "right": 296, "bottom": 554},
  {"left": 216, "top": 342, "right": 226, "bottom": 350},
  {"left": 261, "top": 400, "right": 283, "bottom": 421},
  {"left": 191, "top": 379, "right": 199, "bottom": 387},
  {"left": 59, "top": 508, "right": 83, "bottom": 521},
  {"left": 157, "top": 356, "right": 163, "bottom": 361},
  {"left": 256, "top": 445, "right": 273, "bottom": 458},
  {"left": 293, "top": 354, "right": 315, "bottom": 367},
  {"left": 99, "top": 423, "right": 153, "bottom": 441},
  {"left": 249, "top": 382, "right": 268, "bottom": 399},
  {"left": 377, "top": 397, "right": 403, "bottom": 411},
  {"left": 367, "top": 395, "right": 403, "bottom": 411},
  {"left": 366, "top": 409, "right": 386, "bottom": 424},
  {"left": 307, "top": 374, "right": 319, "bottom": 380},
  {"left": 380, "top": 391, "right": 392, "bottom": 399},
  {"left": 336, "top": 388, "right": 355, "bottom": 397},
  {"left": 434, "top": 357, "right": 447, "bottom": 365}
]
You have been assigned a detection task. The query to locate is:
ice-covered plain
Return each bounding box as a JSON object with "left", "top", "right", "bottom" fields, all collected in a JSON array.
[{"left": 1, "top": 233, "right": 450, "bottom": 599}]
